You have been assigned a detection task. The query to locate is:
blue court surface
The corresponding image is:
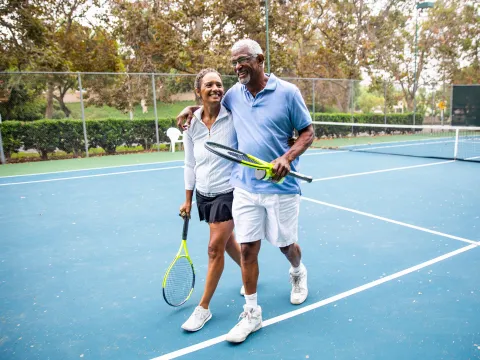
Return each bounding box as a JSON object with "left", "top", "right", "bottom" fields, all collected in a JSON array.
[{"left": 1, "top": 150, "right": 479, "bottom": 360}]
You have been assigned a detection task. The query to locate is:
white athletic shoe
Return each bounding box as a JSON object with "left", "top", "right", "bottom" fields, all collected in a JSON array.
[
  {"left": 290, "top": 264, "right": 308, "bottom": 305},
  {"left": 240, "top": 285, "right": 245, "bottom": 296},
  {"left": 181, "top": 306, "right": 212, "bottom": 332},
  {"left": 225, "top": 305, "right": 262, "bottom": 343}
]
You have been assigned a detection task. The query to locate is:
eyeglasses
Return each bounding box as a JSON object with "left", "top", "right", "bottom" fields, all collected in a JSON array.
[{"left": 231, "top": 55, "right": 257, "bottom": 67}]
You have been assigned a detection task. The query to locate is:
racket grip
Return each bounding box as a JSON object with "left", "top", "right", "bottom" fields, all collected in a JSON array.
[
  {"left": 289, "top": 171, "right": 313, "bottom": 183},
  {"left": 182, "top": 217, "right": 189, "bottom": 240}
]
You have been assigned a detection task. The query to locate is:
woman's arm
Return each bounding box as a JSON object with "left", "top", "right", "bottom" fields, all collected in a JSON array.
[{"left": 180, "top": 131, "right": 195, "bottom": 218}]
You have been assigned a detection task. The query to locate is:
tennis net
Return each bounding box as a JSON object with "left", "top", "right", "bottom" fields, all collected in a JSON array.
[{"left": 311, "top": 121, "right": 480, "bottom": 162}]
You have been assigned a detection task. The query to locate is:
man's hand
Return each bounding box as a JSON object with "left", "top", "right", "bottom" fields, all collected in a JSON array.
[
  {"left": 176, "top": 106, "right": 200, "bottom": 130},
  {"left": 179, "top": 201, "right": 192, "bottom": 219},
  {"left": 271, "top": 155, "right": 291, "bottom": 182}
]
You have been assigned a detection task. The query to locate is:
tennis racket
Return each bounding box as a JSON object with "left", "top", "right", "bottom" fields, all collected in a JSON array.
[
  {"left": 162, "top": 217, "right": 195, "bottom": 307},
  {"left": 204, "top": 141, "right": 313, "bottom": 183}
]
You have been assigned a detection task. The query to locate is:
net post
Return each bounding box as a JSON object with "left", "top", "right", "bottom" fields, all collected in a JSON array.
[
  {"left": 0, "top": 113, "right": 5, "bottom": 164},
  {"left": 453, "top": 128, "right": 459, "bottom": 160},
  {"left": 151, "top": 73, "right": 160, "bottom": 152},
  {"left": 77, "top": 72, "right": 89, "bottom": 157}
]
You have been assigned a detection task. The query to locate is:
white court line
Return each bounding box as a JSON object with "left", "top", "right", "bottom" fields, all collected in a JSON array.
[
  {"left": 466, "top": 155, "right": 480, "bottom": 160},
  {"left": 0, "top": 166, "right": 184, "bottom": 186},
  {"left": 302, "top": 197, "right": 478, "bottom": 245},
  {"left": 311, "top": 160, "right": 454, "bottom": 182},
  {"left": 0, "top": 160, "right": 184, "bottom": 179},
  {"left": 303, "top": 150, "right": 349, "bottom": 156},
  {"left": 151, "top": 242, "right": 479, "bottom": 360},
  {"left": 339, "top": 136, "right": 454, "bottom": 149},
  {"left": 347, "top": 139, "right": 455, "bottom": 151}
]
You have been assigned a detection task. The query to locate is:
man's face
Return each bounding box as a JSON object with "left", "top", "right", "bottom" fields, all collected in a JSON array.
[{"left": 230, "top": 46, "right": 261, "bottom": 85}]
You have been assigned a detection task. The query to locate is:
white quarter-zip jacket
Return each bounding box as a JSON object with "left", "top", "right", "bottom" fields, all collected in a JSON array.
[{"left": 183, "top": 105, "right": 237, "bottom": 196}]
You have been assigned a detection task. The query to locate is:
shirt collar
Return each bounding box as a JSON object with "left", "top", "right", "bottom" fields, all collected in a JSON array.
[
  {"left": 241, "top": 73, "right": 277, "bottom": 93},
  {"left": 192, "top": 104, "right": 229, "bottom": 124}
]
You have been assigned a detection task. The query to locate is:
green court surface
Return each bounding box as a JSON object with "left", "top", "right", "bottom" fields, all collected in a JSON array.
[{"left": 0, "top": 151, "right": 185, "bottom": 177}]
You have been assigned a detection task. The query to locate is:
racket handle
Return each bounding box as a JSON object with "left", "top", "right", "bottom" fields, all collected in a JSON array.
[
  {"left": 182, "top": 217, "right": 189, "bottom": 240},
  {"left": 289, "top": 171, "right": 313, "bottom": 183}
]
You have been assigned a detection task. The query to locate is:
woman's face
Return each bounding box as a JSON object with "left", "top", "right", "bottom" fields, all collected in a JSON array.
[{"left": 197, "top": 72, "right": 224, "bottom": 105}]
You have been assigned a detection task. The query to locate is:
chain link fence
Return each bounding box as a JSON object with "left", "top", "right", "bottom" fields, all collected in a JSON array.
[{"left": 0, "top": 72, "right": 462, "bottom": 164}]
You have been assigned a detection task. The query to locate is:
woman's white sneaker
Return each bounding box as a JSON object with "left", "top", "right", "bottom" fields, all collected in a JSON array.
[
  {"left": 181, "top": 306, "right": 212, "bottom": 332},
  {"left": 225, "top": 305, "right": 262, "bottom": 343}
]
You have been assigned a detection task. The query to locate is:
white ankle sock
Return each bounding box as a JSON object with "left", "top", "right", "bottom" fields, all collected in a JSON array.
[
  {"left": 244, "top": 292, "right": 258, "bottom": 308},
  {"left": 291, "top": 262, "right": 304, "bottom": 274}
]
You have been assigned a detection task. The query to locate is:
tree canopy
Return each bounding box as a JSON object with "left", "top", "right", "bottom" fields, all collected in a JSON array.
[{"left": 1, "top": 0, "right": 478, "bottom": 118}]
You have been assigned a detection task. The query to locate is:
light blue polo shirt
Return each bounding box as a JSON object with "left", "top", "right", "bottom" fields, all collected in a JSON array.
[{"left": 222, "top": 73, "right": 312, "bottom": 194}]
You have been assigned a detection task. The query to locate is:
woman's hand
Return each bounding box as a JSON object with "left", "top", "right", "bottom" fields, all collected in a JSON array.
[{"left": 179, "top": 201, "right": 192, "bottom": 219}]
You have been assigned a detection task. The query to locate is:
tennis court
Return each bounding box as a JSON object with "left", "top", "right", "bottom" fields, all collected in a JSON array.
[{"left": 1, "top": 133, "right": 479, "bottom": 359}]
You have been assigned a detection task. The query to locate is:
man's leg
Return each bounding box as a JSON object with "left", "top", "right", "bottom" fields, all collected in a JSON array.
[
  {"left": 241, "top": 240, "right": 261, "bottom": 295},
  {"left": 280, "top": 242, "right": 308, "bottom": 304},
  {"left": 226, "top": 188, "right": 263, "bottom": 343},
  {"left": 264, "top": 193, "right": 308, "bottom": 305},
  {"left": 279, "top": 242, "right": 302, "bottom": 268}
]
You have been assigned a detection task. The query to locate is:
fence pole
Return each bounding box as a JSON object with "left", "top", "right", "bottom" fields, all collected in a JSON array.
[
  {"left": 151, "top": 74, "right": 160, "bottom": 152},
  {"left": 77, "top": 73, "right": 89, "bottom": 157},
  {"left": 431, "top": 87, "right": 435, "bottom": 124},
  {"left": 384, "top": 81, "right": 387, "bottom": 125},
  {"left": 312, "top": 79, "right": 315, "bottom": 121},
  {"left": 0, "top": 113, "right": 5, "bottom": 164}
]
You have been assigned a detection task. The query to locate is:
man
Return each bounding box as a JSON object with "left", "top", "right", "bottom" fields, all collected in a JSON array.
[{"left": 177, "top": 39, "right": 314, "bottom": 343}]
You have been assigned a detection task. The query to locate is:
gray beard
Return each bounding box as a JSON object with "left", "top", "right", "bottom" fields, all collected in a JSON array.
[{"left": 238, "top": 74, "right": 250, "bottom": 85}]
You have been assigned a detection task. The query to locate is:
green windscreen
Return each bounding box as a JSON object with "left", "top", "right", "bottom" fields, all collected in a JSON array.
[{"left": 452, "top": 85, "right": 480, "bottom": 126}]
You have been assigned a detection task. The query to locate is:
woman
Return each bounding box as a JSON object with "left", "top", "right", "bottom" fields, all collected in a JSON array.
[{"left": 179, "top": 68, "right": 243, "bottom": 332}]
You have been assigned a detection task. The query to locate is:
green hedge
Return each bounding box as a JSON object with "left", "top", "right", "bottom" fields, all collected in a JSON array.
[
  {"left": 0, "top": 113, "right": 423, "bottom": 162},
  {"left": 312, "top": 113, "right": 424, "bottom": 138},
  {"left": 0, "top": 118, "right": 175, "bottom": 161}
]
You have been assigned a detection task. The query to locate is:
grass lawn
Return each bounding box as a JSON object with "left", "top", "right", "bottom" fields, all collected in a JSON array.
[{"left": 67, "top": 100, "right": 196, "bottom": 120}]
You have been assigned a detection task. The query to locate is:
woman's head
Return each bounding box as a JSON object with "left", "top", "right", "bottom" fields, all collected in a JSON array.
[{"left": 194, "top": 68, "right": 224, "bottom": 105}]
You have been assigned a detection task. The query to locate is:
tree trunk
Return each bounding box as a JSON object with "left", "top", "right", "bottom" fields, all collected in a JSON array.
[
  {"left": 58, "top": 97, "right": 71, "bottom": 118},
  {"left": 45, "top": 82, "right": 54, "bottom": 119}
]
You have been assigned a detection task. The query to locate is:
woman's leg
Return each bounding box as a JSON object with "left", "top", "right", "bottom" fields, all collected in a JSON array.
[
  {"left": 199, "top": 219, "right": 235, "bottom": 309},
  {"left": 225, "top": 231, "right": 241, "bottom": 267}
]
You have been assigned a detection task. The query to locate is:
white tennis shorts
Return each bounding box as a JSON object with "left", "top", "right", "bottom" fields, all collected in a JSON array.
[{"left": 232, "top": 187, "right": 300, "bottom": 247}]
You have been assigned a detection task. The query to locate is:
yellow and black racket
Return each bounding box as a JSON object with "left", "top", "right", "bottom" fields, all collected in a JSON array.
[
  {"left": 162, "top": 217, "right": 195, "bottom": 307},
  {"left": 205, "top": 141, "right": 313, "bottom": 183}
]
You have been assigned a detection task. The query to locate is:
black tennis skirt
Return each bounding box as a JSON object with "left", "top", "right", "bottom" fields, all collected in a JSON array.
[{"left": 196, "top": 190, "right": 234, "bottom": 223}]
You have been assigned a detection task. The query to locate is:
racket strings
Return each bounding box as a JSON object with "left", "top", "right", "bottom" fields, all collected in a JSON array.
[
  {"left": 226, "top": 150, "right": 262, "bottom": 165},
  {"left": 164, "top": 257, "right": 194, "bottom": 306}
]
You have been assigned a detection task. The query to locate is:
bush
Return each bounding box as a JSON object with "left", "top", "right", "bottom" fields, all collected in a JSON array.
[
  {"left": 0, "top": 121, "right": 24, "bottom": 158},
  {"left": 312, "top": 113, "right": 424, "bottom": 138},
  {"left": 0, "top": 117, "right": 177, "bottom": 161},
  {"left": 0, "top": 113, "right": 422, "bottom": 162},
  {"left": 22, "top": 120, "right": 62, "bottom": 160},
  {"left": 57, "top": 120, "right": 85, "bottom": 156}
]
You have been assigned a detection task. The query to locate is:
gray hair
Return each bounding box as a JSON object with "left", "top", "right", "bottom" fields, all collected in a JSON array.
[
  {"left": 231, "top": 39, "right": 263, "bottom": 56},
  {"left": 194, "top": 68, "right": 221, "bottom": 91}
]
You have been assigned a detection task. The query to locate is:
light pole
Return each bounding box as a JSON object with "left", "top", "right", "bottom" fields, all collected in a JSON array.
[
  {"left": 413, "top": 1, "right": 434, "bottom": 125},
  {"left": 264, "top": 0, "right": 271, "bottom": 73}
]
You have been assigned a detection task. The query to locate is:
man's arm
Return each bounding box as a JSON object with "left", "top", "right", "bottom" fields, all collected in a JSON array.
[
  {"left": 271, "top": 124, "right": 314, "bottom": 181},
  {"left": 176, "top": 106, "right": 200, "bottom": 130}
]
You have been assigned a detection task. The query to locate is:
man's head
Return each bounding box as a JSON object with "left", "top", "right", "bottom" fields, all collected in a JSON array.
[{"left": 230, "top": 39, "right": 265, "bottom": 85}]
